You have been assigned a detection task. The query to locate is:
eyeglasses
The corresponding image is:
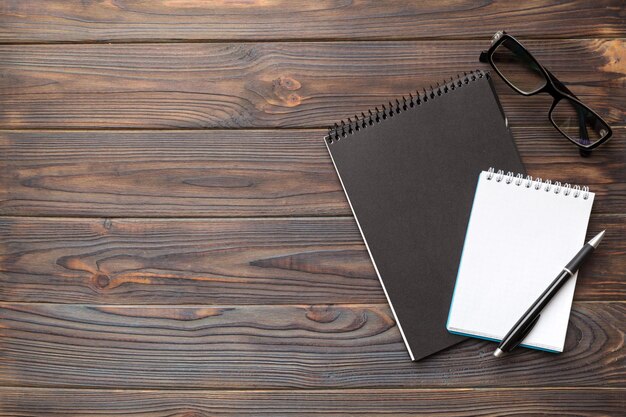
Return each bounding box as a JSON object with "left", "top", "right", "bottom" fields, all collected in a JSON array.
[{"left": 480, "top": 31, "right": 612, "bottom": 155}]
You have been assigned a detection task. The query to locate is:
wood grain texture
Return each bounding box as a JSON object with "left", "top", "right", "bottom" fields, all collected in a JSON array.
[
  {"left": 0, "top": 0, "right": 625, "bottom": 43},
  {"left": 0, "top": 302, "right": 623, "bottom": 389},
  {"left": 0, "top": 1, "right": 624, "bottom": 415},
  {"left": 0, "top": 217, "right": 623, "bottom": 304},
  {"left": 0, "top": 129, "right": 343, "bottom": 217},
  {"left": 1, "top": 388, "right": 624, "bottom": 416},
  {"left": 0, "top": 217, "right": 379, "bottom": 304},
  {"left": 1, "top": 127, "right": 624, "bottom": 217},
  {"left": 0, "top": 40, "right": 624, "bottom": 129}
]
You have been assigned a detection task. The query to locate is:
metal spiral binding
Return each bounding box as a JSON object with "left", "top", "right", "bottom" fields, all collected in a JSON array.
[
  {"left": 325, "top": 70, "right": 488, "bottom": 144},
  {"left": 486, "top": 167, "right": 590, "bottom": 199}
]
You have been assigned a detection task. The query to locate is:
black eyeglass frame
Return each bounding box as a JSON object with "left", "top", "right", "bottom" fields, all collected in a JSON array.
[{"left": 479, "top": 32, "right": 612, "bottom": 153}]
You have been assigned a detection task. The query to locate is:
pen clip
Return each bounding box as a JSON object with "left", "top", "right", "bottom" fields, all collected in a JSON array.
[{"left": 511, "top": 314, "right": 541, "bottom": 350}]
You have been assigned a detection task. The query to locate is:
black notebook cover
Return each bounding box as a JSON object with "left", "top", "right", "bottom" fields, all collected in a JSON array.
[{"left": 325, "top": 70, "right": 524, "bottom": 361}]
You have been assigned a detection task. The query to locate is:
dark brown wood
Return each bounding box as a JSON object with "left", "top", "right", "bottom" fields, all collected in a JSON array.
[
  {"left": 1, "top": 387, "right": 624, "bottom": 416},
  {"left": 0, "top": 302, "right": 623, "bottom": 389},
  {"left": 0, "top": 1, "right": 625, "bottom": 43},
  {"left": 0, "top": 129, "right": 344, "bottom": 217},
  {"left": 0, "top": 2, "right": 624, "bottom": 414},
  {"left": 0, "top": 40, "right": 623, "bottom": 129},
  {"left": 0, "top": 216, "right": 623, "bottom": 304},
  {"left": 1, "top": 127, "right": 624, "bottom": 217}
]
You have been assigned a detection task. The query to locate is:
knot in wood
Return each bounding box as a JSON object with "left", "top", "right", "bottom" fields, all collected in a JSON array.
[
  {"left": 94, "top": 273, "right": 110, "bottom": 289},
  {"left": 272, "top": 76, "right": 302, "bottom": 107}
]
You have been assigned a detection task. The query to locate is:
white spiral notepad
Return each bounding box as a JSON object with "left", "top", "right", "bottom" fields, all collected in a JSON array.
[{"left": 447, "top": 169, "right": 594, "bottom": 353}]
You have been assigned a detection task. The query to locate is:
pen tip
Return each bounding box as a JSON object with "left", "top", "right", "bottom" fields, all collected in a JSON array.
[
  {"left": 493, "top": 348, "right": 504, "bottom": 358},
  {"left": 588, "top": 230, "right": 606, "bottom": 249}
]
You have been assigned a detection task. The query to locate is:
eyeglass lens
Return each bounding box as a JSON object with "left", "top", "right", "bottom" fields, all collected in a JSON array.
[
  {"left": 551, "top": 98, "right": 610, "bottom": 147},
  {"left": 491, "top": 39, "right": 547, "bottom": 94}
]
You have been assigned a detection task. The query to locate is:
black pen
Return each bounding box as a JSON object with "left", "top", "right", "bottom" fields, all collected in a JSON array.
[{"left": 494, "top": 230, "right": 606, "bottom": 357}]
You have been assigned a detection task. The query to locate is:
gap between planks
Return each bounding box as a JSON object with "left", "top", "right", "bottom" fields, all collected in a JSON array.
[
  {"left": 1, "top": 125, "right": 624, "bottom": 132},
  {"left": 0, "top": 214, "right": 623, "bottom": 220},
  {"left": 0, "top": 36, "right": 624, "bottom": 46},
  {"left": 0, "top": 302, "right": 622, "bottom": 307},
  {"left": 0, "top": 386, "right": 623, "bottom": 392}
]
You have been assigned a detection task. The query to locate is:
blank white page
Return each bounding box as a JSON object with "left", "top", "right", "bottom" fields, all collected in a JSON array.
[{"left": 447, "top": 170, "right": 594, "bottom": 352}]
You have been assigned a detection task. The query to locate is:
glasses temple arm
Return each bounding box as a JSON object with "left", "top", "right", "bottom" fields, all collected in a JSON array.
[
  {"left": 544, "top": 68, "right": 596, "bottom": 143},
  {"left": 480, "top": 39, "right": 610, "bottom": 149}
]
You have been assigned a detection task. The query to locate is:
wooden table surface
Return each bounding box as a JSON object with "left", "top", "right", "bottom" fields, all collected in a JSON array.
[{"left": 0, "top": 1, "right": 624, "bottom": 415}]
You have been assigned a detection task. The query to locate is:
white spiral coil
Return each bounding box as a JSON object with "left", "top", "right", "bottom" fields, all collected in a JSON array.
[{"left": 486, "top": 167, "right": 589, "bottom": 200}]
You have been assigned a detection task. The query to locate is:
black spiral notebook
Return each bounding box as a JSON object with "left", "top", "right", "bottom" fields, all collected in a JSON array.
[{"left": 325, "top": 70, "right": 524, "bottom": 361}]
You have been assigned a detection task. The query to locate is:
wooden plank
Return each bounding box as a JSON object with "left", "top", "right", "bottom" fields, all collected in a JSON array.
[
  {"left": 0, "top": 388, "right": 624, "bottom": 416},
  {"left": 0, "top": 217, "right": 380, "bottom": 305},
  {"left": 0, "top": 40, "right": 623, "bottom": 129},
  {"left": 0, "top": 302, "right": 623, "bottom": 389},
  {"left": 0, "top": 129, "right": 344, "bottom": 217},
  {"left": 1, "top": 127, "right": 624, "bottom": 217},
  {"left": 0, "top": 217, "right": 623, "bottom": 304},
  {"left": 1, "top": 1, "right": 624, "bottom": 43}
]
